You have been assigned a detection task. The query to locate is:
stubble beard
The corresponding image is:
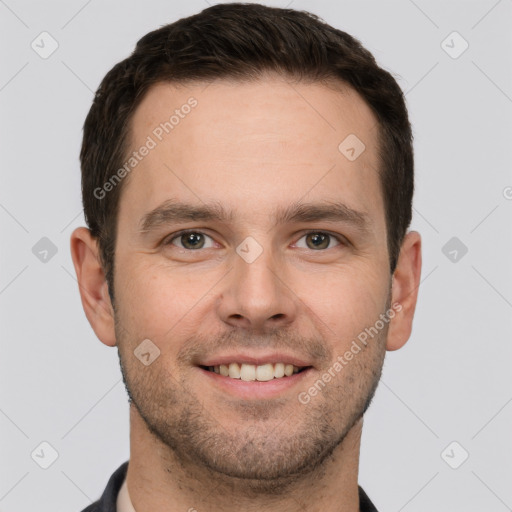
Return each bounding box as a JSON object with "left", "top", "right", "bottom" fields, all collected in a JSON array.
[{"left": 115, "top": 317, "right": 387, "bottom": 494}]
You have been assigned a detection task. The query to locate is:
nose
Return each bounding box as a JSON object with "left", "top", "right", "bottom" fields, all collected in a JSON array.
[{"left": 216, "top": 245, "right": 298, "bottom": 333}]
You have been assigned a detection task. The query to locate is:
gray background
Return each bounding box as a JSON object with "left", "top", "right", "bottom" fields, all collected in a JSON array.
[{"left": 1, "top": 0, "right": 511, "bottom": 510}]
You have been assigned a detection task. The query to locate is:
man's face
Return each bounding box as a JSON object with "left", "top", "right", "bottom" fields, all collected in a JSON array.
[{"left": 113, "top": 77, "right": 391, "bottom": 483}]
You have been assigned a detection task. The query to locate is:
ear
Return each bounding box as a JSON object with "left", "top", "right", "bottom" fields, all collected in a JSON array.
[
  {"left": 70, "top": 227, "right": 117, "bottom": 347},
  {"left": 386, "top": 230, "right": 422, "bottom": 351}
]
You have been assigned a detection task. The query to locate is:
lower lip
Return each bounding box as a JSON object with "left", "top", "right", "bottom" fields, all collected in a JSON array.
[{"left": 196, "top": 366, "right": 313, "bottom": 400}]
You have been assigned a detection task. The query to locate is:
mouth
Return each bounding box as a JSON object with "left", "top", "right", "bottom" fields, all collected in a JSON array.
[
  {"left": 199, "top": 362, "right": 311, "bottom": 382},
  {"left": 194, "top": 352, "right": 315, "bottom": 399}
]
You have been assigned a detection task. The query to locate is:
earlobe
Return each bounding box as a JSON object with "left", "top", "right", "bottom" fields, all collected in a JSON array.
[
  {"left": 70, "top": 227, "right": 117, "bottom": 347},
  {"left": 386, "top": 231, "right": 422, "bottom": 351}
]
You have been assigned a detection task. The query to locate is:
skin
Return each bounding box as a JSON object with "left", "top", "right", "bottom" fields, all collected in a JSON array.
[{"left": 71, "top": 75, "right": 421, "bottom": 512}]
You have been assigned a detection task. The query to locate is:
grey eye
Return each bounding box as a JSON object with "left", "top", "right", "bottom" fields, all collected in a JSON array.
[
  {"left": 295, "top": 232, "right": 341, "bottom": 250},
  {"left": 169, "top": 231, "right": 215, "bottom": 250}
]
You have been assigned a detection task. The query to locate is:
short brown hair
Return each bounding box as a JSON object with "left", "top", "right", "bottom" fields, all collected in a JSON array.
[{"left": 80, "top": 2, "right": 414, "bottom": 305}]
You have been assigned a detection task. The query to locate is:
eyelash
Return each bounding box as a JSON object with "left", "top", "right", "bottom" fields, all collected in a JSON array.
[{"left": 163, "top": 229, "right": 347, "bottom": 251}]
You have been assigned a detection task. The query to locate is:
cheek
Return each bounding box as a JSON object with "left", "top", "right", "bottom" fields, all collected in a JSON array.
[
  {"left": 116, "top": 258, "right": 216, "bottom": 340},
  {"left": 298, "top": 265, "right": 389, "bottom": 348}
]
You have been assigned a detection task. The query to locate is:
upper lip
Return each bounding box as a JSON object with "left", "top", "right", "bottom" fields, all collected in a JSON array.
[{"left": 196, "top": 352, "right": 314, "bottom": 368}]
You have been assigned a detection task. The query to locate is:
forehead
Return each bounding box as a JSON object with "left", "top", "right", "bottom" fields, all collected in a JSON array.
[{"left": 120, "top": 76, "right": 385, "bottom": 231}]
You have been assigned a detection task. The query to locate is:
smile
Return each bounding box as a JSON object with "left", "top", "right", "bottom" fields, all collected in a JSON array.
[{"left": 200, "top": 362, "right": 309, "bottom": 381}]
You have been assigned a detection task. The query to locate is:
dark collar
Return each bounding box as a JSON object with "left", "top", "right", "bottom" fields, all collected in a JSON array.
[{"left": 80, "top": 461, "right": 378, "bottom": 512}]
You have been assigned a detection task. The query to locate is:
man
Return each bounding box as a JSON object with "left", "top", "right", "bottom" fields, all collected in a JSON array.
[{"left": 70, "top": 3, "right": 421, "bottom": 511}]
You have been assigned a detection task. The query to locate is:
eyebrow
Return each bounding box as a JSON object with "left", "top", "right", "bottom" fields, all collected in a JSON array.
[{"left": 138, "top": 198, "right": 371, "bottom": 235}]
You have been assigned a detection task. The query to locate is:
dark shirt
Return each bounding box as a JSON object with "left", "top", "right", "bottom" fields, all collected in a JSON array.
[{"left": 80, "top": 461, "right": 378, "bottom": 512}]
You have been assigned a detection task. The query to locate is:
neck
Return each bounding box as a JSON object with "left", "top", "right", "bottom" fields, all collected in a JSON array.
[{"left": 126, "top": 405, "right": 363, "bottom": 512}]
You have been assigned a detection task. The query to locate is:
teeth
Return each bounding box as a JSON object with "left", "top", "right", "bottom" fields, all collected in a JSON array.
[
  {"left": 256, "top": 363, "right": 274, "bottom": 381},
  {"left": 240, "top": 363, "right": 256, "bottom": 381},
  {"left": 209, "top": 363, "right": 303, "bottom": 381},
  {"left": 274, "top": 362, "right": 285, "bottom": 378},
  {"left": 228, "top": 363, "right": 241, "bottom": 379}
]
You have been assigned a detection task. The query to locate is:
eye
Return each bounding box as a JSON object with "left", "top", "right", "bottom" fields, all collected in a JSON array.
[
  {"left": 294, "top": 231, "right": 343, "bottom": 250},
  {"left": 163, "top": 230, "right": 345, "bottom": 252},
  {"left": 165, "top": 230, "right": 216, "bottom": 250}
]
